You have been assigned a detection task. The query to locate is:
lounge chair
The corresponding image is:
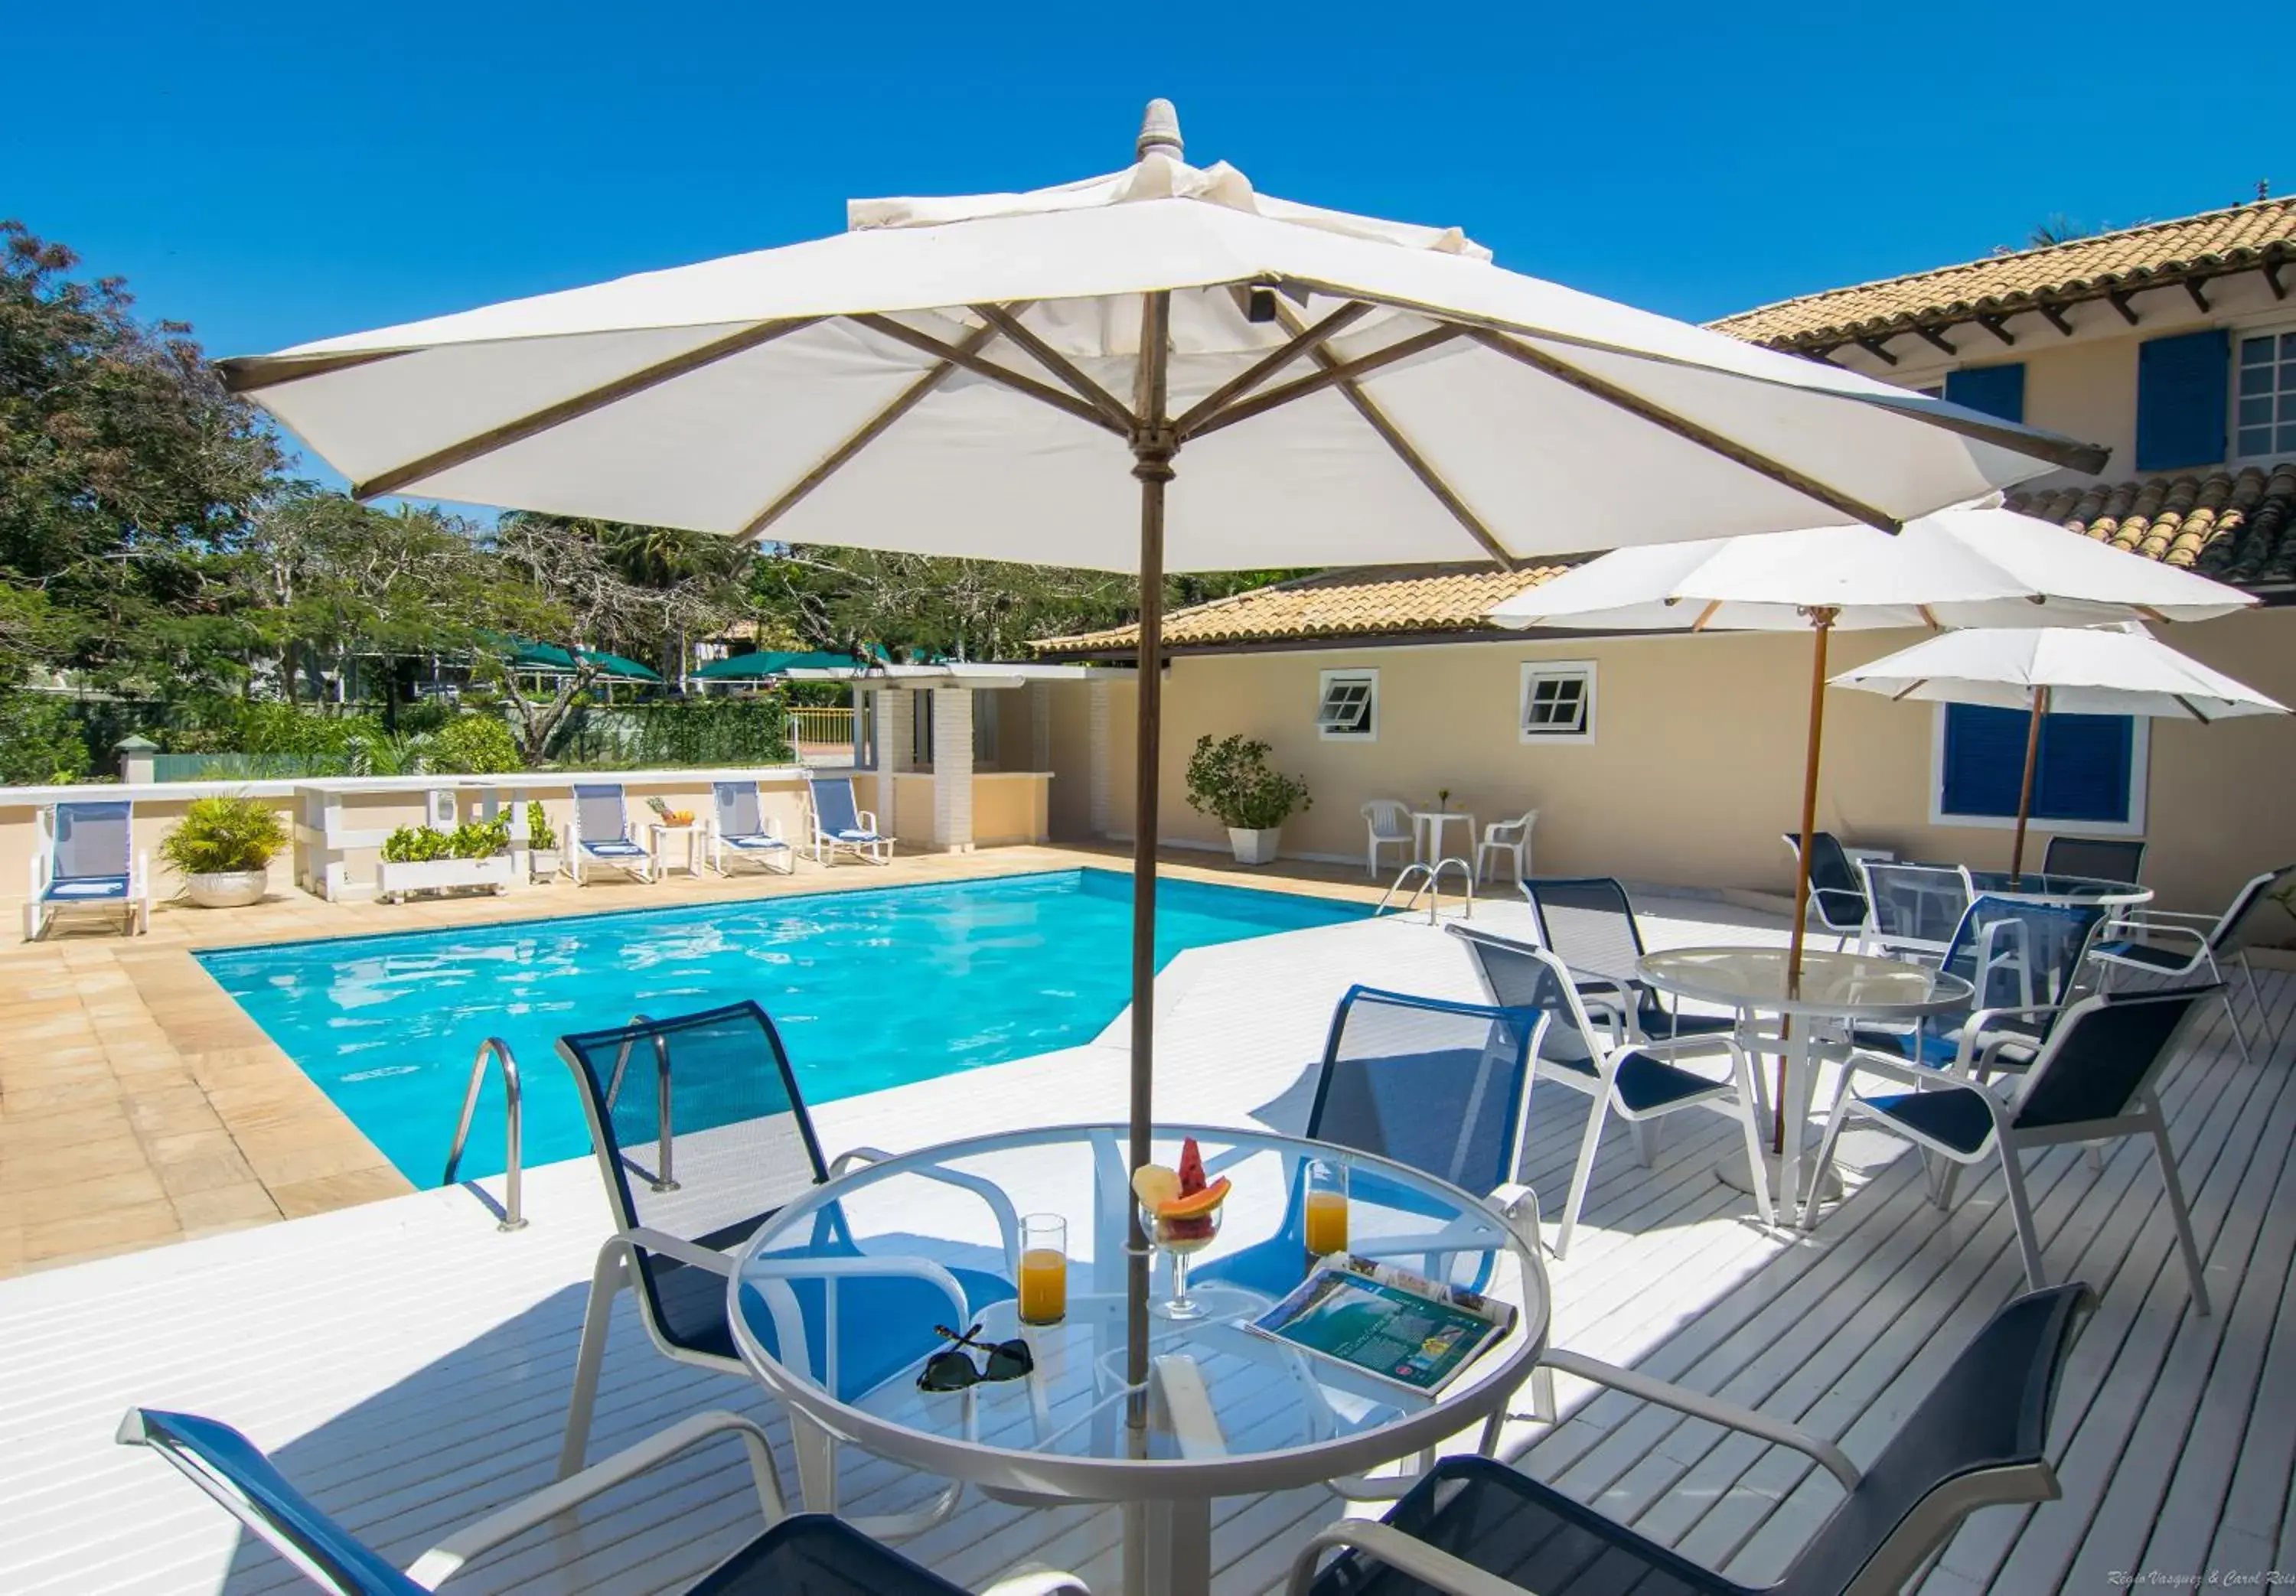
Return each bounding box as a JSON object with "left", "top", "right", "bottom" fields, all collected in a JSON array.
[
  {"left": 708, "top": 780, "right": 796, "bottom": 876},
  {"left": 567, "top": 782, "right": 656, "bottom": 884},
  {"left": 2043, "top": 834, "right": 2147, "bottom": 882},
  {"left": 2092, "top": 862, "right": 2294, "bottom": 1063},
  {"left": 554, "top": 1002, "right": 1019, "bottom": 1529},
  {"left": 24, "top": 799, "right": 148, "bottom": 940},
  {"left": 116, "top": 1405, "right": 1084, "bottom": 1595},
  {"left": 1452, "top": 924, "right": 1773, "bottom": 1258},
  {"left": 1851, "top": 894, "right": 2108, "bottom": 1080},
  {"left": 1808, "top": 985, "right": 2216, "bottom": 1309},
  {"left": 806, "top": 772, "right": 892, "bottom": 865},
  {"left": 1285, "top": 1284, "right": 2093, "bottom": 1596},
  {"left": 1362, "top": 799, "right": 1414, "bottom": 878},
  {"left": 1782, "top": 830, "right": 1867, "bottom": 949},
  {"left": 1519, "top": 877, "right": 1736, "bottom": 1044}
]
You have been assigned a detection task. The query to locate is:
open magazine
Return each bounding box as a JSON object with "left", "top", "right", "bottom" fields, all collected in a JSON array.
[{"left": 1242, "top": 1254, "right": 1517, "bottom": 1396}]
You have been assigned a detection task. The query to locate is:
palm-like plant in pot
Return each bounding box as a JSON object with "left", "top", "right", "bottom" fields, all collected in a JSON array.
[
  {"left": 1184, "top": 734, "right": 1311, "bottom": 865},
  {"left": 159, "top": 796, "right": 289, "bottom": 908}
]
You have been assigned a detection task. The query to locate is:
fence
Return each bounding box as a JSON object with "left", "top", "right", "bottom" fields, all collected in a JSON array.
[{"left": 788, "top": 705, "right": 857, "bottom": 752}]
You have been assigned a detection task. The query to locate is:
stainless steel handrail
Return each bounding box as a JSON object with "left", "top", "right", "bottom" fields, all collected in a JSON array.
[
  {"left": 442, "top": 1037, "right": 526, "bottom": 1232},
  {"left": 1373, "top": 858, "right": 1476, "bottom": 925},
  {"left": 604, "top": 1013, "right": 680, "bottom": 1193}
]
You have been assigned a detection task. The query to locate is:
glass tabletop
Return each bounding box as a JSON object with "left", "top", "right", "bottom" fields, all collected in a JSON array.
[
  {"left": 728, "top": 1122, "right": 1548, "bottom": 1499},
  {"left": 1959, "top": 870, "right": 2152, "bottom": 906},
  {"left": 1637, "top": 945, "right": 1974, "bottom": 1021}
]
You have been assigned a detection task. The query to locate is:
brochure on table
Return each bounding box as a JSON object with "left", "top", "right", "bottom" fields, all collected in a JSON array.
[{"left": 1244, "top": 1254, "right": 1516, "bottom": 1396}]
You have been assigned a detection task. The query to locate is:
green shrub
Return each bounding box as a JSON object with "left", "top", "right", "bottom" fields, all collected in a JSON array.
[
  {"left": 525, "top": 801, "right": 557, "bottom": 852},
  {"left": 449, "top": 816, "right": 511, "bottom": 858},
  {"left": 159, "top": 796, "right": 289, "bottom": 875},
  {"left": 380, "top": 825, "right": 452, "bottom": 863},
  {"left": 430, "top": 713, "right": 522, "bottom": 774},
  {"left": 0, "top": 693, "right": 93, "bottom": 785},
  {"left": 1183, "top": 734, "right": 1313, "bottom": 830}
]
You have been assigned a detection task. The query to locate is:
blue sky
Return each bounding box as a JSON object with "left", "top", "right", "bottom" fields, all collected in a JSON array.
[{"left": 9, "top": 0, "right": 2284, "bottom": 492}]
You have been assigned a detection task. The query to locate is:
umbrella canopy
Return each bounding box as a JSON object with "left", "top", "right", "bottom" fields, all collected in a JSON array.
[
  {"left": 226, "top": 100, "right": 2108, "bottom": 1481},
  {"left": 693, "top": 647, "right": 888, "bottom": 680},
  {"left": 1833, "top": 624, "right": 2288, "bottom": 876},
  {"left": 503, "top": 639, "right": 664, "bottom": 682}
]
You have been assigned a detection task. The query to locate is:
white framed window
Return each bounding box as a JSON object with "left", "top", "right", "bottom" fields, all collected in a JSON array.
[
  {"left": 2234, "top": 326, "right": 2296, "bottom": 462},
  {"left": 1518, "top": 661, "right": 1596, "bottom": 744},
  {"left": 1316, "top": 669, "right": 1378, "bottom": 741},
  {"left": 1929, "top": 702, "right": 2149, "bottom": 836}
]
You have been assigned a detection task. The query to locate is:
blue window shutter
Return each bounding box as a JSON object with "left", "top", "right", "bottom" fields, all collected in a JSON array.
[
  {"left": 2136, "top": 328, "right": 2229, "bottom": 470},
  {"left": 1942, "top": 704, "right": 2134, "bottom": 823},
  {"left": 1943, "top": 363, "right": 2026, "bottom": 423}
]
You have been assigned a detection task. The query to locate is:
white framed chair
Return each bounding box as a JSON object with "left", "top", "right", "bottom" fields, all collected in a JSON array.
[
  {"left": 566, "top": 783, "right": 656, "bottom": 884},
  {"left": 1473, "top": 808, "right": 1538, "bottom": 884},
  {"left": 25, "top": 800, "right": 148, "bottom": 940},
  {"left": 1362, "top": 799, "right": 1413, "bottom": 878},
  {"left": 1857, "top": 858, "right": 1975, "bottom": 963},
  {"left": 707, "top": 780, "right": 796, "bottom": 876},
  {"left": 2092, "top": 863, "right": 2293, "bottom": 1063},
  {"left": 805, "top": 773, "right": 892, "bottom": 865}
]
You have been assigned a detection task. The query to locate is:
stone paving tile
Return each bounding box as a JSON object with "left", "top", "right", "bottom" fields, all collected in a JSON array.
[
  {"left": 20, "top": 1200, "right": 182, "bottom": 1265},
  {"left": 269, "top": 1168, "right": 414, "bottom": 1220},
  {"left": 168, "top": 1182, "right": 281, "bottom": 1231}
]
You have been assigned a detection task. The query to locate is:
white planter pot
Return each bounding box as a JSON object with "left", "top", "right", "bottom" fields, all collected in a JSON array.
[
  {"left": 378, "top": 855, "right": 514, "bottom": 904},
  {"left": 529, "top": 849, "right": 562, "bottom": 883},
  {"left": 184, "top": 870, "right": 270, "bottom": 909},
  {"left": 1226, "top": 827, "right": 1282, "bottom": 866}
]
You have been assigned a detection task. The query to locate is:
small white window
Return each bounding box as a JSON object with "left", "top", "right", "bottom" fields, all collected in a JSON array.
[
  {"left": 1519, "top": 661, "right": 1595, "bottom": 744},
  {"left": 1316, "top": 669, "right": 1378, "bottom": 741},
  {"left": 2234, "top": 328, "right": 2296, "bottom": 462}
]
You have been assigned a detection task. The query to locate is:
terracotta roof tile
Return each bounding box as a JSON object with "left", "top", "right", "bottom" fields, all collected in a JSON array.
[
  {"left": 1039, "top": 464, "right": 2296, "bottom": 655},
  {"left": 1709, "top": 199, "right": 2296, "bottom": 351}
]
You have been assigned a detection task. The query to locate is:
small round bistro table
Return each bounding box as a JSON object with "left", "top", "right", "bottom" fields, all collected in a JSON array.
[
  {"left": 728, "top": 1122, "right": 1550, "bottom": 1596},
  {"left": 1636, "top": 947, "right": 1975, "bottom": 1223}
]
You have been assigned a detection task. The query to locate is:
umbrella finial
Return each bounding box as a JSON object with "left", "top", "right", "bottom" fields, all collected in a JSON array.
[{"left": 1136, "top": 99, "right": 1183, "bottom": 162}]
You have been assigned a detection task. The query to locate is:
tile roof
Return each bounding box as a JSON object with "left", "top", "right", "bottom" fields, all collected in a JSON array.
[
  {"left": 1709, "top": 198, "right": 2296, "bottom": 352},
  {"left": 1036, "top": 463, "right": 2296, "bottom": 655}
]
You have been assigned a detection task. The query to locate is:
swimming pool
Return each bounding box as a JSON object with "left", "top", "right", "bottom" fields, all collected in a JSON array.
[{"left": 197, "top": 868, "right": 1365, "bottom": 1185}]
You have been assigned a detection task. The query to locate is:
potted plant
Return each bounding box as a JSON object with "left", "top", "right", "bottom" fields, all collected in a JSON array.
[
  {"left": 523, "top": 801, "right": 562, "bottom": 883},
  {"left": 160, "top": 795, "right": 289, "bottom": 908},
  {"left": 377, "top": 815, "right": 514, "bottom": 903},
  {"left": 1184, "top": 734, "right": 1312, "bottom": 866}
]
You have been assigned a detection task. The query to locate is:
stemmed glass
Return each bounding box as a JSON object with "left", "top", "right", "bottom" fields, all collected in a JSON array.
[{"left": 1139, "top": 1198, "right": 1224, "bottom": 1321}]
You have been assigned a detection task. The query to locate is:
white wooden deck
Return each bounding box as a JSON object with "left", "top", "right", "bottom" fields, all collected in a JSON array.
[{"left": 1, "top": 894, "right": 2289, "bottom": 1595}]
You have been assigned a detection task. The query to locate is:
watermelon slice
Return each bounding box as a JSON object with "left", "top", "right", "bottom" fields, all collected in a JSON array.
[{"left": 1177, "top": 1137, "right": 1206, "bottom": 1196}]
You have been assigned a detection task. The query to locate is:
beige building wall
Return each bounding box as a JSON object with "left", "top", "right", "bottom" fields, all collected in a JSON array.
[
  {"left": 1095, "top": 611, "right": 2296, "bottom": 916},
  {"left": 1045, "top": 682, "right": 1096, "bottom": 840}
]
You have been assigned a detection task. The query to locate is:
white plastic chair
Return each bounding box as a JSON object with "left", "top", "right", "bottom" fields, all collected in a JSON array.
[
  {"left": 25, "top": 800, "right": 148, "bottom": 940},
  {"left": 1362, "top": 799, "right": 1413, "bottom": 878},
  {"left": 1474, "top": 809, "right": 1538, "bottom": 884}
]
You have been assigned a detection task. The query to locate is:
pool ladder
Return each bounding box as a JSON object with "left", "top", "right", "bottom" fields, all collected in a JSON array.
[
  {"left": 1374, "top": 857, "right": 1476, "bottom": 924},
  {"left": 442, "top": 1037, "right": 527, "bottom": 1232}
]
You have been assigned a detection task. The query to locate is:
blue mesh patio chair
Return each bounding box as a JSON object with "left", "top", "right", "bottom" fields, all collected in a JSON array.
[
  {"left": 1854, "top": 859, "right": 1974, "bottom": 963},
  {"left": 1519, "top": 877, "right": 1737, "bottom": 1045},
  {"left": 116, "top": 1406, "right": 1084, "bottom": 1595},
  {"left": 1852, "top": 894, "right": 2108, "bottom": 1081},
  {"left": 24, "top": 799, "right": 148, "bottom": 940},
  {"left": 708, "top": 779, "right": 796, "bottom": 876},
  {"left": 2092, "top": 862, "right": 2291, "bottom": 1064},
  {"left": 555, "top": 1002, "right": 1019, "bottom": 1530},
  {"left": 1809, "top": 986, "right": 2216, "bottom": 1311},
  {"left": 1199, "top": 987, "right": 1544, "bottom": 1302},
  {"left": 2043, "top": 834, "right": 2147, "bottom": 883},
  {"left": 1782, "top": 831, "right": 1867, "bottom": 950},
  {"left": 1452, "top": 924, "right": 1773, "bottom": 1258},
  {"left": 566, "top": 782, "right": 656, "bottom": 884},
  {"left": 1283, "top": 1284, "right": 2093, "bottom": 1596},
  {"left": 806, "top": 772, "right": 892, "bottom": 865}
]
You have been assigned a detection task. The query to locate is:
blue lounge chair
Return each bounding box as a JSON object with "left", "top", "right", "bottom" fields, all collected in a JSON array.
[
  {"left": 554, "top": 1002, "right": 1019, "bottom": 1530},
  {"left": 1810, "top": 986, "right": 2216, "bottom": 1311},
  {"left": 24, "top": 799, "right": 148, "bottom": 940},
  {"left": 806, "top": 771, "right": 892, "bottom": 865},
  {"left": 1851, "top": 894, "right": 2107, "bottom": 1080},
  {"left": 1285, "top": 1284, "right": 2093, "bottom": 1596},
  {"left": 1199, "top": 986, "right": 1542, "bottom": 1302},
  {"left": 708, "top": 779, "right": 796, "bottom": 876},
  {"left": 2043, "top": 833, "right": 2147, "bottom": 882},
  {"left": 1452, "top": 924, "right": 1773, "bottom": 1259},
  {"left": 567, "top": 782, "right": 655, "bottom": 884},
  {"left": 1782, "top": 831, "right": 1868, "bottom": 950},
  {"left": 1519, "top": 877, "right": 1736, "bottom": 1044},
  {"left": 116, "top": 1406, "right": 1084, "bottom": 1594}
]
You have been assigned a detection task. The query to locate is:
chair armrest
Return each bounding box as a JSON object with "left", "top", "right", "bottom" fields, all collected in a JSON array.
[
  {"left": 1539, "top": 1347, "right": 1860, "bottom": 1488},
  {"left": 1286, "top": 1519, "right": 1531, "bottom": 1596},
  {"left": 2108, "top": 908, "right": 2217, "bottom": 927},
  {"left": 1484, "top": 1182, "right": 1542, "bottom": 1259},
  {"left": 2096, "top": 923, "right": 2209, "bottom": 952},
  {"left": 406, "top": 1411, "right": 784, "bottom": 1589},
  {"left": 830, "top": 1145, "right": 1024, "bottom": 1277},
  {"left": 626, "top": 1226, "right": 738, "bottom": 1275},
  {"left": 857, "top": 808, "right": 879, "bottom": 831},
  {"left": 1837, "top": 1049, "right": 1955, "bottom": 1094}
]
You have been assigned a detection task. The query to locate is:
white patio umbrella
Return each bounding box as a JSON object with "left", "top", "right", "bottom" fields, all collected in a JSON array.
[
  {"left": 226, "top": 102, "right": 2108, "bottom": 1445},
  {"left": 1833, "top": 623, "right": 2289, "bottom": 878}
]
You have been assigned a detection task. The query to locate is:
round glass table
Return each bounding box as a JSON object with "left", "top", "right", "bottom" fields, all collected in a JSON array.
[
  {"left": 728, "top": 1122, "right": 1550, "bottom": 1596},
  {"left": 1636, "top": 947, "right": 1975, "bottom": 1222},
  {"left": 1958, "top": 870, "right": 2152, "bottom": 909}
]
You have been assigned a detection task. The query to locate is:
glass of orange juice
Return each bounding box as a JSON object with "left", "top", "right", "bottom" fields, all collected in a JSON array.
[
  {"left": 1303, "top": 1158, "right": 1349, "bottom": 1259},
  {"left": 1018, "top": 1213, "right": 1068, "bottom": 1326}
]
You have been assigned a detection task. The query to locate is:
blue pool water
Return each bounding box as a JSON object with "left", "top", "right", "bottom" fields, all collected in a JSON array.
[{"left": 197, "top": 868, "right": 1364, "bottom": 1185}]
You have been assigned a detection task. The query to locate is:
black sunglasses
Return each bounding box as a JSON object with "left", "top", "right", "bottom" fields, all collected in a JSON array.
[{"left": 916, "top": 1321, "right": 1035, "bottom": 1392}]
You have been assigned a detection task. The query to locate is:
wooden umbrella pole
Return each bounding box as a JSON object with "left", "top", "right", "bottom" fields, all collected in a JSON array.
[
  {"left": 1777, "top": 609, "right": 1837, "bottom": 1150},
  {"left": 2008, "top": 686, "right": 2048, "bottom": 885},
  {"left": 1124, "top": 289, "right": 1174, "bottom": 1437}
]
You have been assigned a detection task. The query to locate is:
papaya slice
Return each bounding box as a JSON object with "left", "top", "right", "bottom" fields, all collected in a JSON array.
[{"left": 1156, "top": 1175, "right": 1231, "bottom": 1220}]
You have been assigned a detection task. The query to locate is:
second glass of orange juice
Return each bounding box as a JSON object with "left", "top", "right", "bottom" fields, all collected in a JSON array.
[
  {"left": 1303, "top": 1158, "right": 1349, "bottom": 1258},
  {"left": 1018, "top": 1213, "right": 1068, "bottom": 1326}
]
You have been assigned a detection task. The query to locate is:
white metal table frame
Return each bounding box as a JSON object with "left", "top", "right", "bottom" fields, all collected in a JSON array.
[
  {"left": 645, "top": 821, "right": 702, "bottom": 880},
  {"left": 1954, "top": 871, "right": 2154, "bottom": 910},
  {"left": 1410, "top": 809, "right": 1477, "bottom": 868},
  {"left": 727, "top": 1121, "right": 1551, "bottom": 1596},
  {"left": 1636, "top": 948, "right": 1974, "bottom": 1227}
]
